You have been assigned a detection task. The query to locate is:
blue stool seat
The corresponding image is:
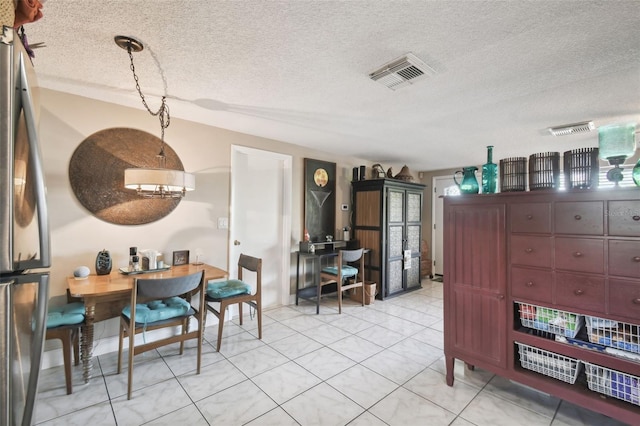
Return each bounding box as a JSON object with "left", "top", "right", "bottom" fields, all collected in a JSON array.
[
  {"left": 206, "top": 279, "right": 251, "bottom": 300},
  {"left": 47, "top": 302, "right": 85, "bottom": 328},
  {"left": 122, "top": 297, "right": 192, "bottom": 324},
  {"left": 321, "top": 265, "right": 358, "bottom": 278}
]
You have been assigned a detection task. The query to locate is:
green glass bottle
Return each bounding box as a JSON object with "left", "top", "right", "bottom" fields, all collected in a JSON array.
[{"left": 482, "top": 145, "right": 498, "bottom": 193}]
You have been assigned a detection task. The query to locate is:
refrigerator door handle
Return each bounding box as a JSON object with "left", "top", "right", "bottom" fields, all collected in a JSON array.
[{"left": 18, "top": 52, "right": 50, "bottom": 268}]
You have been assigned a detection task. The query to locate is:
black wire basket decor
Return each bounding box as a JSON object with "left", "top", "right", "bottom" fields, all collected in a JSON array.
[
  {"left": 500, "top": 157, "right": 527, "bottom": 192},
  {"left": 563, "top": 148, "right": 599, "bottom": 190},
  {"left": 529, "top": 152, "right": 560, "bottom": 190}
]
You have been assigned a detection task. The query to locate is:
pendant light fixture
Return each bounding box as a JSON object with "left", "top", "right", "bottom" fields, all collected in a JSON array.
[{"left": 115, "top": 35, "right": 195, "bottom": 198}]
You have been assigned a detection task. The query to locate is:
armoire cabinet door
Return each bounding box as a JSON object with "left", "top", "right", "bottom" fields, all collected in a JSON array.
[{"left": 445, "top": 202, "right": 507, "bottom": 369}]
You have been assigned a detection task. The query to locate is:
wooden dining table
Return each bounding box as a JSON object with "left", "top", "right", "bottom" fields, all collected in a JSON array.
[{"left": 67, "top": 263, "right": 228, "bottom": 382}]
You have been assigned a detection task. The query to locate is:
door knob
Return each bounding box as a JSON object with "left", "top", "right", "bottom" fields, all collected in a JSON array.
[{"left": 234, "top": 240, "right": 241, "bottom": 246}]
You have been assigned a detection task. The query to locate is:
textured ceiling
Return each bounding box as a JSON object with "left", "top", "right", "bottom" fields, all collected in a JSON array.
[{"left": 24, "top": 0, "right": 640, "bottom": 171}]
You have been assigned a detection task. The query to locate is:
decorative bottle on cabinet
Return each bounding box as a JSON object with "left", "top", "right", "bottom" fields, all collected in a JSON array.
[{"left": 482, "top": 145, "right": 498, "bottom": 193}]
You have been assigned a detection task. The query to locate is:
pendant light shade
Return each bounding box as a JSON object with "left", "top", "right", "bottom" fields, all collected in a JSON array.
[{"left": 124, "top": 168, "right": 195, "bottom": 198}]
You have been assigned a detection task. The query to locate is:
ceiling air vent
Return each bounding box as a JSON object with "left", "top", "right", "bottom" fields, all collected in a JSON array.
[
  {"left": 548, "top": 121, "right": 595, "bottom": 136},
  {"left": 369, "top": 53, "right": 435, "bottom": 90}
]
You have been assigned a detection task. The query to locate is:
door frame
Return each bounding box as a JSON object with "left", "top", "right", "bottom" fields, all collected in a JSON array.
[
  {"left": 431, "top": 175, "right": 458, "bottom": 277},
  {"left": 229, "top": 145, "right": 292, "bottom": 307}
]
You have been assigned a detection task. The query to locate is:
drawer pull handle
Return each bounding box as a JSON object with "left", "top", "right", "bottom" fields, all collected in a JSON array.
[
  {"left": 574, "top": 214, "right": 582, "bottom": 220},
  {"left": 633, "top": 298, "right": 640, "bottom": 305},
  {"left": 526, "top": 214, "right": 533, "bottom": 220},
  {"left": 525, "top": 248, "right": 533, "bottom": 254},
  {"left": 526, "top": 281, "right": 534, "bottom": 287},
  {"left": 633, "top": 256, "right": 640, "bottom": 263},
  {"left": 573, "top": 252, "right": 583, "bottom": 258},
  {"left": 497, "top": 294, "right": 504, "bottom": 300},
  {"left": 574, "top": 289, "right": 584, "bottom": 296},
  {"left": 633, "top": 215, "right": 640, "bottom": 221}
]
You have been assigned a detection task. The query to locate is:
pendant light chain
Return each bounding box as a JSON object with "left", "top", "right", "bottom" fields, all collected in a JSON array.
[
  {"left": 117, "top": 34, "right": 194, "bottom": 198},
  {"left": 127, "top": 45, "right": 170, "bottom": 162}
]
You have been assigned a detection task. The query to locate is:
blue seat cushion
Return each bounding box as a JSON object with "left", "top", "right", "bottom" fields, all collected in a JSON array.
[
  {"left": 47, "top": 302, "right": 85, "bottom": 328},
  {"left": 206, "top": 279, "right": 251, "bottom": 300},
  {"left": 122, "top": 296, "right": 191, "bottom": 324},
  {"left": 321, "top": 265, "right": 358, "bottom": 278}
]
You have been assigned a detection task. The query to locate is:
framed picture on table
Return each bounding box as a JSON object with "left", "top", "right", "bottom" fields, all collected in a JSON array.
[
  {"left": 304, "top": 158, "right": 336, "bottom": 242},
  {"left": 172, "top": 250, "right": 189, "bottom": 266}
]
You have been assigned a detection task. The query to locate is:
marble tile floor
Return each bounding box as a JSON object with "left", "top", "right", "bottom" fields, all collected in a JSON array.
[{"left": 35, "top": 280, "right": 631, "bottom": 426}]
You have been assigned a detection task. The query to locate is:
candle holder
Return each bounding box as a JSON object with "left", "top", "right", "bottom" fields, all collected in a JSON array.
[{"left": 598, "top": 123, "right": 636, "bottom": 185}]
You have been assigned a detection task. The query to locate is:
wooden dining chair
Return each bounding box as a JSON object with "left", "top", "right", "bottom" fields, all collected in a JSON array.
[
  {"left": 205, "top": 254, "right": 262, "bottom": 351},
  {"left": 320, "top": 248, "right": 365, "bottom": 314},
  {"left": 117, "top": 270, "right": 205, "bottom": 400}
]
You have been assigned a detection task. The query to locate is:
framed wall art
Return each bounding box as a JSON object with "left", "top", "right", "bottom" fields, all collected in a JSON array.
[{"left": 304, "top": 158, "right": 336, "bottom": 242}]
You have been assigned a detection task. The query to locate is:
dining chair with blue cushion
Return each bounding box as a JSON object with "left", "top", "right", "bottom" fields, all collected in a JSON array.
[
  {"left": 205, "top": 253, "right": 262, "bottom": 351},
  {"left": 45, "top": 295, "right": 85, "bottom": 394},
  {"left": 320, "top": 248, "right": 365, "bottom": 314},
  {"left": 117, "top": 270, "right": 205, "bottom": 400}
]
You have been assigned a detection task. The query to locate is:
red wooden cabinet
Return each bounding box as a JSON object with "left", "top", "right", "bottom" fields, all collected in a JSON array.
[{"left": 444, "top": 189, "right": 640, "bottom": 425}]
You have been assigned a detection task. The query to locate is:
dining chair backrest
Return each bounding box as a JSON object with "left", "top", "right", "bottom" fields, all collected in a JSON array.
[
  {"left": 135, "top": 272, "right": 203, "bottom": 300},
  {"left": 340, "top": 248, "right": 364, "bottom": 265},
  {"left": 238, "top": 253, "right": 262, "bottom": 292}
]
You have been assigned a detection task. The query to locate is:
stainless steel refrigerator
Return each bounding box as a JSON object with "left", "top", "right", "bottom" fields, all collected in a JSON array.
[{"left": 0, "top": 26, "right": 50, "bottom": 426}]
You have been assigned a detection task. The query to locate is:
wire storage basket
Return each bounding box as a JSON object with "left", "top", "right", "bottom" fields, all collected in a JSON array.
[
  {"left": 529, "top": 152, "right": 560, "bottom": 190},
  {"left": 563, "top": 148, "right": 599, "bottom": 190},
  {"left": 584, "top": 362, "right": 640, "bottom": 407},
  {"left": 585, "top": 316, "right": 640, "bottom": 357},
  {"left": 516, "top": 342, "right": 581, "bottom": 384},
  {"left": 517, "top": 302, "right": 583, "bottom": 338},
  {"left": 500, "top": 157, "right": 527, "bottom": 191}
]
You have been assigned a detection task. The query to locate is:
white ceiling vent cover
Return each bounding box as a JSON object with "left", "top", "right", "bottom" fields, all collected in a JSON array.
[
  {"left": 369, "top": 53, "right": 435, "bottom": 90},
  {"left": 548, "top": 121, "right": 595, "bottom": 136}
]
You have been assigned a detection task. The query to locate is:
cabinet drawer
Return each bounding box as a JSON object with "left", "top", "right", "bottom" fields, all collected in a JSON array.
[
  {"left": 608, "top": 201, "right": 640, "bottom": 237},
  {"left": 554, "top": 201, "right": 604, "bottom": 235},
  {"left": 555, "top": 238, "right": 604, "bottom": 274},
  {"left": 511, "top": 203, "right": 551, "bottom": 234},
  {"left": 608, "top": 279, "right": 640, "bottom": 319},
  {"left": 609, "top": 240, "right": 640, "bottom": 278},
  {"left": 510, "top": 236, "right": 552, "bottom": 267},
  {"left": 556, "top": 272, "right": 605, "bottom": 314},
  {"left": 511, "top": 267, "right": 552, "bottom": 304}
]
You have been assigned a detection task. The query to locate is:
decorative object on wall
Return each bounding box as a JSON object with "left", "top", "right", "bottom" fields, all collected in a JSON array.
[
  {"left": 69, "top": 127, "right": 184, "bottom": 225},
  {"left": 172, "top": 250, "right": 189, "bottom": 266},
  {"left": 114, "top": 35, "right": 195, "bottom": 198},
  {"left": 304, "top": 158, "right": 336, "bottom": 242}
]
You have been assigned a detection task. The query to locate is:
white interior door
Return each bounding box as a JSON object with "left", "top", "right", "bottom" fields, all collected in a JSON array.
[
  {"left": 431, "top": 175, "right": 459, "bottom": 276},
  {"left": 230, "top": 146, "right": 292, "bottom": 309}
]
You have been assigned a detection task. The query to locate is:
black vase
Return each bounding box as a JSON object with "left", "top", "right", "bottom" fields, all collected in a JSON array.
[{"left": 95, "top": 249, "right": 112, "bottom": 275}]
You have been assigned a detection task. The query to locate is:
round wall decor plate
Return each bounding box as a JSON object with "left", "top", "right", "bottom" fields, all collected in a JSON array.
[{"left": 69, "top": 127, "right": 186, "bottom": 225}]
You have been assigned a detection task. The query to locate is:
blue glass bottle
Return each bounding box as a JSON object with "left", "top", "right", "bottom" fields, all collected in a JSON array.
[{"left": 482, "top": 145, "right": 498, "bottom": 193}]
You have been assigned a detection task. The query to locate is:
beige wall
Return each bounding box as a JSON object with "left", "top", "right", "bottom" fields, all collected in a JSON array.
[{"left": 40, "top": 89, "right": 419, "bottom": 333}]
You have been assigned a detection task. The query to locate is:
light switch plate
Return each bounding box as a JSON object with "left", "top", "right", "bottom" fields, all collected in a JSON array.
[{"left": 217, "top": 217, "right": 229, "bottom": 229}]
